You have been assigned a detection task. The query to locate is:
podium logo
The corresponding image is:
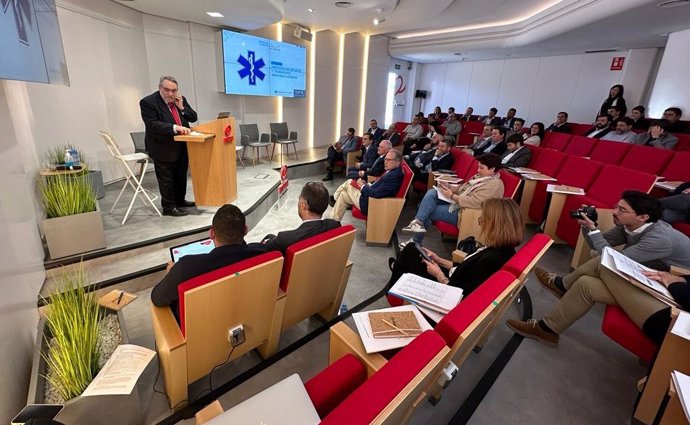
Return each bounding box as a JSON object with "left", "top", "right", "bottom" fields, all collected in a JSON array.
[{"left": 237, "top": 50, "right": 266, "bottom": 86}]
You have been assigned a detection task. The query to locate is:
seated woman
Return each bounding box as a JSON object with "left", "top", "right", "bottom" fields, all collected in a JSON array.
[
  {"left": 523, "top": 122, "right": 545, "bottom": 146},
  {"left": 389, "top": 198, "right": 524, "bottom": 298},
  {"left": 401, "top": 153, "right": 504, "bottom": 246}
]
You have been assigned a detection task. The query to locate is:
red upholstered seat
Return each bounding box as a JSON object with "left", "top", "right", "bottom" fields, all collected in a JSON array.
[
  {"left": 589, "top": 140, "right": 632, "bottom": 165},
  {"left": 660, "top": 151, "right": 690, "bottom": 181},
  {"left": 458, "top": 121, "right": 485, "bottom": 146},
  {"left": 501, "top": 234, "right": 553, "bottom": 279},
  {"left": 564, "top": 135, "right": 598, "bottom": 157},
  {"left": 528, "top": 147, "right": 567, "bottom": 177},
  {"left": 675, "top": 134, "right": 690, "bottom": 152},
  {"left": 304, "top": 354, "right": 367, "bottom": 418},
  {"left": 673, "top": 222, "right": 690, "bottom": 237},
  {"left": 280, "top": 225, "right": 355, "bottom": 292},
  {"left": 435, "top": 271, "right": 516, "bottom": 347},
  {"left": 313, "top": 330, "right": 446, "bottom": 423},
  {"left": 555, "top": 165, "right": 656, "bottom": 246},
  {"left": 451, "top": 148, "right": 476, "bottom": 179},
  {"left": 601, "top": 305, "right": 658, "bottom": 364},
  {"left": 524, "top": 145, "right": 540, "bottom": 166},
  {"left": 528, "top": 156, "right": 603, "bottom": 223},
  {"left": 394, "top": 121, "right": 409, "bottom": 132},
  {"left": 177, "top": 251, "right": 283, "bottom": 337},
  {"left": 542, "top": 132, "right": 572, "bottom": 151},
  {"left": 570, "top": 123, "right": 594, "bottom": 136},
  {"left": 620, "top": 145, "right": 674, "bottom": 176}
]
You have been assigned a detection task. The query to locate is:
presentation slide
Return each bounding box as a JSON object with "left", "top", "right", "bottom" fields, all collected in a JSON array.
[
  {"left": 222, "top": 30, "right": 306, "bottom": 98},
  {"left": 0, "top": 0, "right": 69, "bottom": 85}
]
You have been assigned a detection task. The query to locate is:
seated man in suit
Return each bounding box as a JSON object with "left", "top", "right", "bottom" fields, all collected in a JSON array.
[
  {"left": 501, "top": 133, "right": 532, "bottom": 168},
  {"left": 601, "top": 117, "right": 637, "bottom": 143},
  {"left": 151, "top": 204, "right": 270, "bottom": 320},
  {"left": 583, "top": 114, "right": 612, "bottom": 138},
  {"left": 500, "top": 108, "right": 517, "bottom": 129},
  {"left": 663, "top": 107, "right": 688, "bottom": 134},
  {"left": 465, "top": 125, "right": 493, "bottom": 151},
  {"left": 348, "top": 138, "right": 391, "bottom": 180},
  {"left": 408, "top": 135, "right": 454, "bottom": 183},
  {"left": 366, "top": 119, "right": 385, "bottom": 142},
  {"left": 324, "top": 127, "right": 359, "bottom": 181},
  {"left": 633, "top": 119, "right": 679, "bottom": 150},
  {"left": 660, "top": 182, "right": 690, "bottom": 224},
  {"left": 607, "top": 105, "right": 624, "bottom": 128},
  {"left": 545, "top": 111, "right": 571, "bottom": 133},
  {"left": 630, "top": 105, "right": 650, "bottom": 131},
  {"left": 473, "top": 126, "right": 507, "bottom": 156},
  {"left": 380, "top": 123, "right": 401, "bottom": 146},
  {"left": 458, "top": 106, "right": 473, "bottom": 122},
  {"left": 329, "top": 150, "right": 404, "bottom": 220},
  {"left": 262, "top": 182, "right": 340, "bottom": 253},
  {"left": 481, "top": 107, "right": 502, "bottom": 127}
]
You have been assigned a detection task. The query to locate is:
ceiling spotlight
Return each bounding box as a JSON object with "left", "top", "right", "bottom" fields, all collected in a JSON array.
[
  {"left": 373, "top": 17, "right": 386, "bottom": 25},
  {"left": 335, "top": 1, "right": 353, "bottom": 7},
  {"left": 206, "top": 12, "right": 224, "bottom": 18},
  {"left": 307, "top": 8, "right": 315, "bottom": 13}
]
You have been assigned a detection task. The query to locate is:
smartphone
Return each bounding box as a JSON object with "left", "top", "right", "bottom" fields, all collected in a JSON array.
[{"left": 414, "top": 242, "right": 433, "bottom": 262}]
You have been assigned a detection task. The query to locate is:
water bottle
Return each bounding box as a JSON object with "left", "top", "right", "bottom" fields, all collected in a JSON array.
[
  {"left": 338, "top": 303, "right": 348, "bottom": 315},
  {"left": 69, "top": 147, "right": 80, "bottom": 166},
  {"left": 64, "top": 149, "right": 74, "bottom": 168}
]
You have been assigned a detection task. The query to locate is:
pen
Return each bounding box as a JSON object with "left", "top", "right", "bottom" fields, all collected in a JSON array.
[{"left": 116, "top": 290, "right": 124, "bottom": 305}]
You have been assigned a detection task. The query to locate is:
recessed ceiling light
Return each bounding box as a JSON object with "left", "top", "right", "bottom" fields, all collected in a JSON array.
[
  {"left": 373, "top": 17, "right": 386, "bottom": 26},
  {"left": 307, "top": 8, "right": 315, "bottom": 13},
  {"left": 335, "top": 1, "right": 353, "bottom": 8},
  {"left": 453, "top": 52, "right": 463, "bottom": 56},
  {"left": 206, "top": 12, "right": 224, "bottom": 18}
]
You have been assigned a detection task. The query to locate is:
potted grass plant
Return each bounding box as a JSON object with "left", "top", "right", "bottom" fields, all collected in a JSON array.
[
  {"left": 40, "top": 172, "right": 106, "bottom": 259},
  {"left": 26, "top": 265, "right": 142, "bottom": 424},
  {"left": 43, "top": 145, "right": 104, "bottom": 199}
]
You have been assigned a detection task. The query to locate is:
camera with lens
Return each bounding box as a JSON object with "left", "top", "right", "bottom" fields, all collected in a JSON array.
[{"left": 569, "top": 205, "right": 598, "bottom": 224}]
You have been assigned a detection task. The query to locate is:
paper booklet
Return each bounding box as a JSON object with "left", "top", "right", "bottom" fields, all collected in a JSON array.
[
  {"left": 672, "top": 371, "right": 690, "bottom": 422},
  {"left": 389, "top": 273, "right": 464, "bottom": 314},
  {"left": 509, "top": 167, "right": 540, "bottom": 174},
  {"left": 522, "top": 173, "right": 557, "bottom": 181},
  {"left": 353, "top": 305, "right": 433, "bottom": 353},
  {"left": 655, "top": 180, "right": 682, "bottom": 191},
  {"left": 672, "top": 310, "right": 690, "bottom": 341},
  {"left": 600, "top": 247, "right": 679, "bottom": 307},
  {"left": 369, "top": 310, "right": 422, "bottom": 338},
  {"left": 435, "top": 175, "right": 462, "bottom": 184},
  {"left": 546, "top": 183, "right": 584, "bottom": 195},
  {"left": 435, "top": 186, "right": 454, "bottom": 204},
  {"left": 81, "top": 344, "right": 156, "bottom": 397}
]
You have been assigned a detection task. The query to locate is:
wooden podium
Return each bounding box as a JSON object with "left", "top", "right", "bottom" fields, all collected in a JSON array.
[{"left": 174, "top": 118, "right": 237, "bottom": 206}]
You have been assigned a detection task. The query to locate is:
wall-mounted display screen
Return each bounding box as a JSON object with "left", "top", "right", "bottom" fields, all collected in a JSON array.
[{"left": 222, "top": 29, "right": 306, "bottom": 98}]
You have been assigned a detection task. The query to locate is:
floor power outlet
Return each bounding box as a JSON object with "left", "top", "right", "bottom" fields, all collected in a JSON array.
[{"left": 228, "top": 325, "right": 245, "bottom": 347}]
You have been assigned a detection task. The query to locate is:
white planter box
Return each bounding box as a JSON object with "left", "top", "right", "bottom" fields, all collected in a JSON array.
[{"left": 42, "top": 210, "right": 106, "bottom": 259}]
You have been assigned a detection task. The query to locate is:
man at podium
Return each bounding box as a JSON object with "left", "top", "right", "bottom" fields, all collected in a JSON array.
[{"left": 140, "top": 75, "right": 198, "bottom": 217}]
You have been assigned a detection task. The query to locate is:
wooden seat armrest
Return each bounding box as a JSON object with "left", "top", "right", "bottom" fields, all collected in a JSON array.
[
  {"left": 346, "top": 151, "right": 359, "bottom": 169},
  {"left": 670, "top": 266, "right": 690, "bottom": 276},
  {"left": 150, "top": 302, "right": 185, "bottom": 350},
  {"left": 329, "top": 322, "right": 387, "bottom": 377},
  {"left": 452, "top": 250, "right": 467, "bottom": 263},
  {"left": 195, "top": 400, "right": 223, "bottom": 425}
]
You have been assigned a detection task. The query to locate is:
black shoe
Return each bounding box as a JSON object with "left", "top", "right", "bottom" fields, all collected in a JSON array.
[
  {"left": 177, "top": 200, "right": 196, "bottom": 208},
  {"left": 163, "top": 207, "right": 188, "bottom": 217},
  {"left": 322, "top": 174, "right": 333, "bottom": 181},
  {"left": 329, "top": 195, "right": 336, "bottom": 207},
  {"left": 388, "top": 257, "right": 396, "bottom": 271}
]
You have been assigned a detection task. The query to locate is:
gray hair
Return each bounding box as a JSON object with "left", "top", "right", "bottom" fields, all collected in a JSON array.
[
  {"left": 379, "top": 140, "right": 392, "bottom": 151},
  {"left": 159, "top": 75, "right": 178, "bottom": 87},
  {"left": 387, "top": 149, "right": 402, "bottom": 161}
]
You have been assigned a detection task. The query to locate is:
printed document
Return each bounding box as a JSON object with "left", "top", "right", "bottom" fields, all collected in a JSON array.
[{"left": 82, "top": 345, "right": 156, "bottom": 397}]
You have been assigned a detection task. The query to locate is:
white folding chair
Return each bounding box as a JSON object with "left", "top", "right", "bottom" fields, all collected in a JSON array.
[{"left": 98, "top": 131, "right": 161, "bottom": 225}]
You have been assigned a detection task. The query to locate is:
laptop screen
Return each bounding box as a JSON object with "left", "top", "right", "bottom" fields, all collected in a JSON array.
[{"left": 170, "top": 238, "right": 215, "bottom": 262}]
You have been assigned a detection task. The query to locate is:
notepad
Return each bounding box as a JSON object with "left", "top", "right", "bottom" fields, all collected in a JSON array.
[
  {"left": 435, "top": 175, "right": 462, "bottom": 184},
  {"left": 369, "top": 311, "right": 422, "bottom": 338},
  {"left": 672, "top": 371, "right": 690, "bottom": 422},
  {"left": 522, "top": 173, "right": 557, "bottom": 181},
  {"left": 546, "top": 183, "right": 584, "bottom": 195},
  {"left": 389, "top": 273, "right": 463, "bottom": 314},
  {"left": 353, "top": 305, "right": 433, "bottom": 353}
]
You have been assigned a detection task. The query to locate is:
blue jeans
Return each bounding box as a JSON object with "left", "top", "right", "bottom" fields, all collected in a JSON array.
[{"left": 412, "top": 188, "right": 459, "bottom": 243}]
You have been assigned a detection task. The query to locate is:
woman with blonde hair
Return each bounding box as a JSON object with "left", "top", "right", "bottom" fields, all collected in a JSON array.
[{"left": 388, "top": 198, "right": 525, "bottom": 297}]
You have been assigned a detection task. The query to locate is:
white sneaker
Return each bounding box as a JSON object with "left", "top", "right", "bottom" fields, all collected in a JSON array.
[
  {"left": 402, "top": 220, "right": 426, "bottom": 233},
  {"left": 399, "top": 238, "right": 413, "bottom": 249}
]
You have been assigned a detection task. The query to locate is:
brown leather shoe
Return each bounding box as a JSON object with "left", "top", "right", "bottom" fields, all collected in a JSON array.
[
  {"left": 506, "top": 319, "right": 559, "bottom": 347},
  {"left": 533, "top": 267, "right": 566, "bottom": 299}
]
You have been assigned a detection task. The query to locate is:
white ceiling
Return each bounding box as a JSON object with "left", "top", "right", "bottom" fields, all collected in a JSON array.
[{"left": 113, "top": 0, "right": 690, "bottom": 62}]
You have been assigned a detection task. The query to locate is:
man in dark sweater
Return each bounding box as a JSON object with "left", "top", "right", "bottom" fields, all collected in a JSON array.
[
  {"left": 151, "top": 204, "right": 270, "bottom": 319},
  {"left": 507, "top": 191, "right": 690, "bottom": 346},
  {"left": 262, "top": 182, "right": 340, "bottom": 253}
]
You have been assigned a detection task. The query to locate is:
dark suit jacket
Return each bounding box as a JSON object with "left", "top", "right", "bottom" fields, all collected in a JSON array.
[
  {"left": 546, "top": 122, "right": 571, "bottom": 133},
  {"left": 368, "top": 127, "right": 386, "bottom": 142},
  {"left": 501, "top": 147, "right": 532, "bottom": 168},
  {"left": 366, "top": 155, "right": 385, "bottom": 178},
  {"left": 263, "top": 219, "right": 341, "bottom": 253},
  {"left": 360, "top": 166, "right": 404, "bottom": 215},
  {"left": 140, "top": 91, "right": 198, "bottom": 162},
  {"left": 478, "top": 140, "right": 507, "bottom": 156},
  {"left": 431, "top": 152, "right": 454, "bottom": 171},
  {"left": 449, "top": 247, "right": 516, "bottom": 297},
  {"left": 360, "top": 144, "right": 379, "bottom": 169},
  {"left": 583, "top": 126, "right": 612, "bottom": 138},
  {"left": 500, "top": 117, "right": 517, "bottom": 129},
  {"left": 482, "top": 116, "right": 502, "bottom": 127},
  {"left": 632, "top": 118, "right": 650, "bottom": 131},
  {"left": 151, "top": 242, "right": 270, "bottom": 320}
]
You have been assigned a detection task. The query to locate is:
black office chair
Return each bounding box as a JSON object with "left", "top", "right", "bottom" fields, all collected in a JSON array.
[{"left": 129, "top": 131, "right": 148, "bottom": 175}]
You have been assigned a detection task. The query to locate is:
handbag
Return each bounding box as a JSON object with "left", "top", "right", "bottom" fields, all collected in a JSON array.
[{"left": 456, "top": 236, "right": 477, "bottom": 255}]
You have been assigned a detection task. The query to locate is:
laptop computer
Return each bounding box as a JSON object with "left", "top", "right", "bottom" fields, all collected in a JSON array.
[
  {"left": 169, "top": 238, "right": 215, "bottom": 262},
  {"left": 12, "top": 404, "right": 64, "bottom": 425},
  {"left": 205, "top": 374, "right": 320, "bottom": 425}
]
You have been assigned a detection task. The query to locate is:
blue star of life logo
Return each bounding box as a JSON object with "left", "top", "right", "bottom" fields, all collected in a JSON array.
[{"left": 237, "top": 51, "right": 266, "bottom": 86}]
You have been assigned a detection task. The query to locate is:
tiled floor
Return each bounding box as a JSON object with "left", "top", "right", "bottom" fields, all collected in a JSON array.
[{"left": 91, "top": 152, "right": 648, "bottom": 424}]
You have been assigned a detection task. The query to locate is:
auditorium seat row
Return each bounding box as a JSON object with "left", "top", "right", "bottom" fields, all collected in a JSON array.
[
  {"left": 542, "top": 130, "right": 690, "bottom": 154},
  {"left": 194, "top": 234, "right": 553, "bottom": 424},
  {"left": 151, "top": 225, "right": 356, "bottom": 408}
]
